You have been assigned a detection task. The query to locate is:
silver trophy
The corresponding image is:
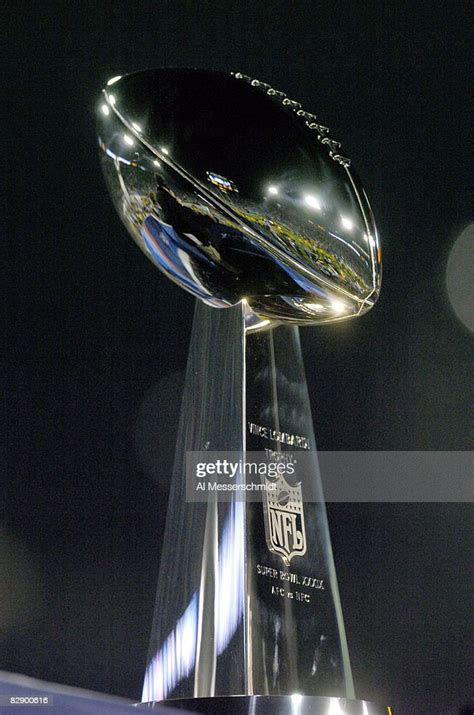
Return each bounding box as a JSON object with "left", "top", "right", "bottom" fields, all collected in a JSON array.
[{"left": 98, "top": 68, "right": 386, "bottom": 715}]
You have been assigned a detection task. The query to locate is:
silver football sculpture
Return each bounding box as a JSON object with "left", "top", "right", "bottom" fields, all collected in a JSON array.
[{"left": 98, "top": 68, "right": 382, "bottom": 324}]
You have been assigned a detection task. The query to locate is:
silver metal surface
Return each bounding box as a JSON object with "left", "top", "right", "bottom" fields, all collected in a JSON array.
[
  {"left": 140, "top": 302, "right": 353, "bottom": 702},
  {"left": 143, "top": 695, "right": 389, "bottom": 714},
  {"left": 97, "top": 68, "right": 381, "bottom": 324},
  {"left": 97, "top": 69, "right": 386, "bottom": 712}
]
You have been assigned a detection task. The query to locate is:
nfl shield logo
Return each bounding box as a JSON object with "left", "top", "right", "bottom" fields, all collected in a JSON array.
[{"left": 263, "top": 473, "right": 307, "bottom": 566}]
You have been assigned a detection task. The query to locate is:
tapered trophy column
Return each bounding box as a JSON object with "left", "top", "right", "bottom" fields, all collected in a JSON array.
[{"left": 97, "top": 69, "right": 386, "bottom": 714}]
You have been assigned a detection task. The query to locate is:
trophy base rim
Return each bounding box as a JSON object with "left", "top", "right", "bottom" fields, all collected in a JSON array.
[{"left": 141, "top": 695, "right": 388, "bottom": 714}]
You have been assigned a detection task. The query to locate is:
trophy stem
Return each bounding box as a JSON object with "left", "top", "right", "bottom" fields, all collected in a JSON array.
[{"left": 142, "top": 300, "right": 354, "bottom": 704}]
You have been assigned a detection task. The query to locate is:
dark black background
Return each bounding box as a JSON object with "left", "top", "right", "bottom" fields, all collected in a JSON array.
[{"left": 3, "top": 2, "right": 473, "bottom": 714}]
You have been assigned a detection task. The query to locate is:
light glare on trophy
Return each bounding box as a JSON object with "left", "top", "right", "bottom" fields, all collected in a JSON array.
[{"left": 98, "top": 69, "right": 388, "bottom": 715}]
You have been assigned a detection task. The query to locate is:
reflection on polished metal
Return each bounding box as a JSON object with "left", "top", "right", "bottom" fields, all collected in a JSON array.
[
  {"left": 144, "top": 695, "right": 388, "bottom": 713},
  {"left": 97, "top": 68, "right": 381, "bottom": 324},
  {"left": 141, "top": 301, "right": 355, "bottom": 702},
  {"left": 97, "top": 69, "right": 386, "bottom": 714}
]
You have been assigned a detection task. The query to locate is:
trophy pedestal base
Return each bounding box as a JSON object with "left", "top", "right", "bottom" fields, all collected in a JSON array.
[{"left": 144, "top": 695, "right": 387, "bottom": 714}]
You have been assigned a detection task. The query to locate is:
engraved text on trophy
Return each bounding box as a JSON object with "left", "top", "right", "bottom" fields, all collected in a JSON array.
[{"left": 263, "top": 473, "right": 307, "bottom": 566}]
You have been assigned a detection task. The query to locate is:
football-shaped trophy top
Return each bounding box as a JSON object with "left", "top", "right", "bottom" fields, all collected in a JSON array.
[{"left": 98, "top": 68, "right": 381, "bottom": 324}]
